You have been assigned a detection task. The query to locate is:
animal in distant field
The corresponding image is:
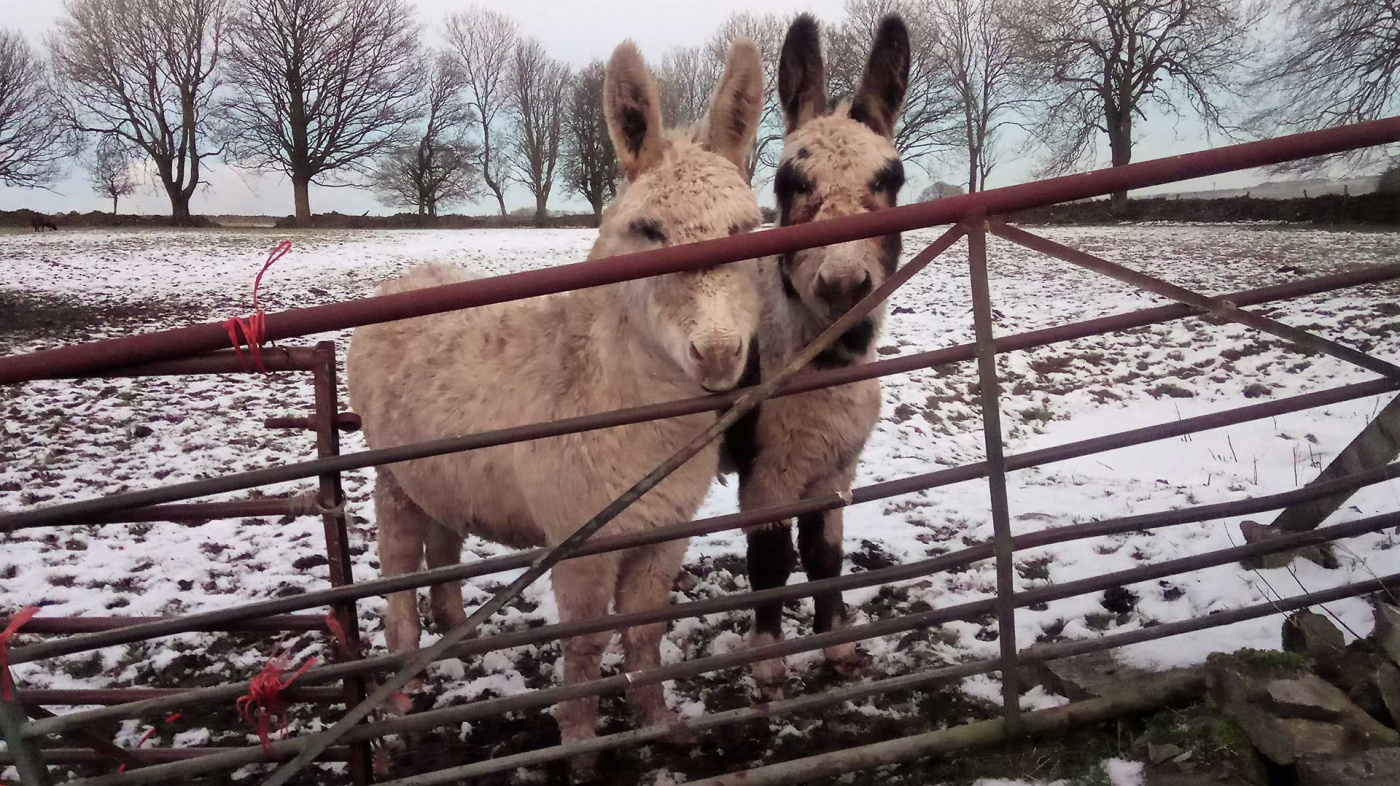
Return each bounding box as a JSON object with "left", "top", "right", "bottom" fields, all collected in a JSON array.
[
  {"left": 31, "top": 214, "right": 58, "bottom": 233},
  {"left": 347, "top": 37, "right": 766, "bottom": 779},
  {"left": 721, "top": 12, "right": 912, "bottom": 701}
]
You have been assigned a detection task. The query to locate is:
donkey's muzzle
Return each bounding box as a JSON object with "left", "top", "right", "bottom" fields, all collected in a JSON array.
[
  {"left": 689, "top": 334, "right": 746, "bottom": 391},
  {"left": 815, "top": 268, "right": 874, "bottom": 314}
]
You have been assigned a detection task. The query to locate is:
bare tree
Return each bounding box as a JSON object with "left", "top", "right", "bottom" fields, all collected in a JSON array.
[
  {"left": 49, "top": 0, "right": 226, "bottom": 222},
  {"left": 220, "top": 0, "right": 424, "bottom": 224},
  {"left": 86, "top": 136, "right": 137, "bottom": 213},
  {"left": 370, "top": 51, "right": 481, "bottom": 218},
  {"left": 506, "top": 37, "right": 569, "bottom": 225},
  {"left": 0, "top": 29, "right": 73, "bottom": 188},
  {"left": 656, "top": 45, "right": 714, "bottom": 128},
  {"left": 926, "top": 0, "right": 1032, "bottom": 192},
  {"left": 1010, "top": 0, "right": 1264, "bottom": 213},
  {"left": 1253, "top": 1, "right": 1400, "bottom": 143},
  {"left": 563, "top": 60, "right": 617, "bottom": 221},
  {"left": 827, "top": 0, "right": 961, "bottom": 171},
  {"left": 706, "top": 12, "right": 786, "bottom": 182},
  {"left": 445, "top": 8, "right": 518, "bottom": 217}
]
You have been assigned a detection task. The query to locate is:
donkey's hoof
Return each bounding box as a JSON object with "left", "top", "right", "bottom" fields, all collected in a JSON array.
[
  {"left": 567, "top": 753, "right": 600, "bottom": 784},
  {"left": 750, "top": 657, "right": 788, "bottom": 702},
  {"left": 825, "top": 642, "right": 869, "bottom": 679},
  {"left": 755, "top": 679, "right": 786, "bottom": 702}
]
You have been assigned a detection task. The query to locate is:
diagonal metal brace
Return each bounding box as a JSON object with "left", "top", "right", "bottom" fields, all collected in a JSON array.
[
  {"left": 256, "top": 227, "right": 969, "bottom": 786},
  {"left": 988, "top": 221, "right": 1400, "bottom": 382}
]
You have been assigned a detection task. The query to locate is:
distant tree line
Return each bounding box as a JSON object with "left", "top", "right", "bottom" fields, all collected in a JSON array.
[{"left": 0, "top": 0, "right": 1397, "bottom": 224}]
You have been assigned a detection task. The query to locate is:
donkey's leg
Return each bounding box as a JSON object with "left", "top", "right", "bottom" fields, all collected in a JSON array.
[
  {"left": 614, "top": 541, "right": 688, "bottom": 731},
  {"left": 551, "top": 552, "right": 621, "bottom": 780},
  {"left": 423, "top": 524, "right": 467, "bottom": 632},
  {"left": 740, "top": 461, "right": 803, "bottom": 700},
  {"left": 745, "top": 522, "right": 795, "bottom": 698},
  {"left": 374, "top": 470, "right": 427, "bottom": 659},
  {"left": 797, "top": 506, "right": 860, "bottom": 677}
]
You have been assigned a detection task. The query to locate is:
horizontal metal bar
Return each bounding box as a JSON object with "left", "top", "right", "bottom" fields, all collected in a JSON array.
[
  {"left": 7, "top": 255, "right": 1400, "bottom": 535},
  {"left": 12, "top": 378, "right": 1394, "bottom": 671},
  {"left": 15, "top": 614, "right": 328, "bottom": 635},
  {"left": 990, "top": 222, "right": 1400, "bottom": 380},
  {"left": 69, "top": 497, "right": 322, "bottom": 527},
  {"left": 263, "top": 414, "right": 362, "bottom": 433},
  {"left": 370, "top": 569, "right": 1398, "bottom": 785},
  {"left": 80, "top": 347, "right": 318, "bottom": 378},
  {"left": 14, "top": 687, "right": 343, "bottom": 706},
  {"left": 0, "top": 746, "right": 355, "bottom": 766},
  {"left": 4, "top": 117, "right": 1399, "bottom": 385},
  {"left": 51, "top": 512, "right": 1398, "bottom": 785}
]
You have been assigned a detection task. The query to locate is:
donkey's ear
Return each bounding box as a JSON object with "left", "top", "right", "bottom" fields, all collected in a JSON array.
[
  {"left": 849, "top": 14, "right": 910, "bottom": 139},
  {"left": 778, "top": 14, "right": 826, "bottom": 134},
  {"left": 605, "top": 41, "right": 666, "bottom": 180},
  {"left": 700, "top": 37, "right": 764, "bottom": 172}
]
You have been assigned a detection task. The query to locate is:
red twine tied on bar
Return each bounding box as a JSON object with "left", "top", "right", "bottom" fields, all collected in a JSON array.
[
  {"left": 117, "top": 712, "right": 182, "bottom": 773},
  {"left": 236, "top": 653, "right": 317, "bottom": 757},
  {"left": 224, "top": 240, "right": 293, "bottom": 373},
  {"left": 0, "top": 606, "right": 39, "bottom": 701}
]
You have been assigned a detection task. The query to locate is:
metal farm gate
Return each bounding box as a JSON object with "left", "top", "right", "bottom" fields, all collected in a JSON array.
[{"left": 2, "top": 118, "right": 1399, "bottom": 786}]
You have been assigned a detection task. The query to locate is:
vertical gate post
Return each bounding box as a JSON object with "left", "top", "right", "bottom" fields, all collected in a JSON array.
[
  {"left": 965, "top": 217, "right": 1024, "bottom": 734},
  {"left": 311, "top": 341, "right": 374, "bottom": 784},
  {"left": 0, "top": 701, "right": 52, "bottom": 785}
]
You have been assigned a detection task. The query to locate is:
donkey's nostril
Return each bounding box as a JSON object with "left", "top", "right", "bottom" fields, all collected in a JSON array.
[
  {"left": 689, "top": 341, "right": 705, "bottom": 363},
  {"left": 731, "top": 340, "right": 743, "bottom": 358},
  {"left": 853, "top": 270, "right": 873, "bottom": 299}
]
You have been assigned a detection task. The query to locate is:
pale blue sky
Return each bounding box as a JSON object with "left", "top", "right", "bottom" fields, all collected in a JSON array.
[{"left": 2, "top": 0, "right": 1291, "bottom": 216}]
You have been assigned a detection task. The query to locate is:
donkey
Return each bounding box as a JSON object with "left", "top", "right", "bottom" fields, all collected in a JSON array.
[
  {"left": 347, "top": 38, "right": 765, "bottom": 773},
  {"left": 31, "top": 214, "right": 58, "bottom": 233},
  {"left": 722, "top": 13, "right": 911, "bottom": 700}
]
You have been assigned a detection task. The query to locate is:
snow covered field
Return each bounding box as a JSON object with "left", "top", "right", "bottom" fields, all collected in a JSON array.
[{"left": 1, "top": 224, "right": 1398, "bottom": 784}]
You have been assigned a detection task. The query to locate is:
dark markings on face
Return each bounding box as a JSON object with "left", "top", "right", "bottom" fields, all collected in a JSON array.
[
  {"left": 812, "top": 317, "right": 876, "bottom": 368},
  {"left": 719, "top": 333, "right": 763, "bottom": 483},
  {"left": 777, "top": 256, "right": 801, "bottom": 301},
  {"left": 774, "top": 158, "right": 815, "bottom": 226},
  {"left": 879, "top": 233, "right": 901, "bottom": 275},
  {"left": 620, "top": 107, "right": 647, "bottom": 155},
  {"left": 869, "top": 159, "right": 905, "bottom": 205},
  {"left": 629, "top": 218, "right": 667, "bottom": 244},
  {"left": 729, "top": 219, "right": 759, "bottom": 236}
]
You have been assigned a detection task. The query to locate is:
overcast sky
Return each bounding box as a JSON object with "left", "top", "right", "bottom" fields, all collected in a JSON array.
[{"left": 2, "top": 0, "right": 1276, "bottom": 217}]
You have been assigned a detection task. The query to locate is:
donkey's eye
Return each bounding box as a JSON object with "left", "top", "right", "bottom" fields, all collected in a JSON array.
[
  {"left": 868, "top": 159, "right": 905, "bottom": 203},
  {"left": 774, "top": 160, "right": 814, "bottom": 201},
  {"left": 629, "top": 218, "right": 667, "bottom": 245}
]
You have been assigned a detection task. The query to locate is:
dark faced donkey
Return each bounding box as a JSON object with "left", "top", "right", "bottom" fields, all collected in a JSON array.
[{"left": 722, "top": 12, "right": 911, "bottom": 700}]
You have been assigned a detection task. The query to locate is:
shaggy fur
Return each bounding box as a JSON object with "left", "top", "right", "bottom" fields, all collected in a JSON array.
[
  {"left": 347, "top": 39, "right": 765, "bottom": 777},
  {"left": 723, "top": 13, "right": 911, "bottom": 701}
]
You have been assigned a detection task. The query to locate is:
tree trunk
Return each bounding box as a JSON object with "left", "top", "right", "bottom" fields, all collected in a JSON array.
[
  {"left": 169, "top": 192, "right": 192, "bottom": 225},
  {"left": 1107, "top": 110, "right": 1133, "bottom": 216},
  {"left": 293, "top": 177, "right": 312, "bottom": 224},
  {"left": 534, "top": 192, "right": 548, "bottom": 227},
  {"left": 112, "top": 195, "right": 118, "bottom": 215}
]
